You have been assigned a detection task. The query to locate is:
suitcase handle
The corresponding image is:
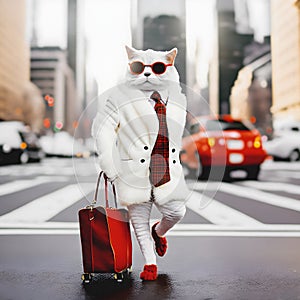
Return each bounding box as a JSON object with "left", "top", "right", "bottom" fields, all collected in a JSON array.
[{"left": 91, "top": 171, "right": 117, "bottom": 208}]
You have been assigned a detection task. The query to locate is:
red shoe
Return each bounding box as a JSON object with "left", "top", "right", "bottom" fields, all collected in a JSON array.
[
  {"left": 151, "top": 222, "right": 167, "bottom": 257},
  {"left": 140, "top": 264, "right": 158, "bottom": 281}
]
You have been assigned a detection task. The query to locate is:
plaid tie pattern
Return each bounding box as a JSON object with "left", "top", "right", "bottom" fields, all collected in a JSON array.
[{"left": 149, "top": 91, "right": 171, "bottom": 187}]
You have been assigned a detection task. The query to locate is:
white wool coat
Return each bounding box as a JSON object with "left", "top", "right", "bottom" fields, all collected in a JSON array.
[{"left": 91, "top": 83, "right": 190, "bottom": 206}]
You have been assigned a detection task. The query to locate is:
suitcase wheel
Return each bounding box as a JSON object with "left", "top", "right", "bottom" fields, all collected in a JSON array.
[
  {"left": 81, "top": 273, "right": 93, "bottom": 284},
  {"left": 114, "top": 272, "right": 124, "bottom": 283},
  {"left": 114, "top": 267, "right": 132, "bottom": 282}
]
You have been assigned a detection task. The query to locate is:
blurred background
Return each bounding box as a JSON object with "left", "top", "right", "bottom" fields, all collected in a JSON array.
[{"left": 0, "top": 0, "right": 299, "bottom": 162}]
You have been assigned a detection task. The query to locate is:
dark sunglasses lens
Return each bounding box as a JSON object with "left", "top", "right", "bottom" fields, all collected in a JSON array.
[
  {"left": 152, "top": 62, "right": 166, "bottom": 74},
  {"left": 130, "top": 62, "right": 144, "bottom": 74}
]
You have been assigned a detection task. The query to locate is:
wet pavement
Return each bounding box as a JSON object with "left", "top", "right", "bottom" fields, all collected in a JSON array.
[{"left": 0, "top": 235, "right": 300, "bottom": 300}]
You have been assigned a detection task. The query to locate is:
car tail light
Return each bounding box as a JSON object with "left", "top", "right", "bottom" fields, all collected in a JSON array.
[
  {"left": 208, "top": 138, "right": 215, "bottom": 147},
  {"left": 253, "top": 136, "right": 262, "bottom": 149}
]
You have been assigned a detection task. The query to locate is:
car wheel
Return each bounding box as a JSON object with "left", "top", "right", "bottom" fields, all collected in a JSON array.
[
  {"left": 246, "top": 165, "right": 260, "bottom": 180},
  {"left": 194, "top": 152, "right": 211, "bottom": 181},
  {"left": 198, "top": 166, "right": 210, "bottom": 180},
  {"left": 289, "top": 149, "right": 300, "bottom": 162},
  {"left": 222, "top": 167, "right": 232, "bottom": 182},
  {"left": 19, "top": 152, "right": 29, "bottom": 164},
  {"left": 182, "top": 164, "right": 194, "bottom": 179},
  {"left": 198, "top": 166, "right": 211, "bottom": 180}
]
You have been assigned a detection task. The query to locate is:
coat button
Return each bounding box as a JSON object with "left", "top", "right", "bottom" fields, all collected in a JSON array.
[
  {"left": 173, "top": 160, "right": 176, "bottom": 164},
  {"left": 144, "top": 146, "right": 149, "bottom": 150},
  {"left": 172, "top": 148, "right": 176, "bottom": 153},
  {"left": 140, "top": 159, "right": 145, "bottom": 163}
]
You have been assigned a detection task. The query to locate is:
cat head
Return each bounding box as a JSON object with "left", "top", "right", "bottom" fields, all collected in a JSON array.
[{"left": 125, "top": 46, "right": 180, "bottom": 91}]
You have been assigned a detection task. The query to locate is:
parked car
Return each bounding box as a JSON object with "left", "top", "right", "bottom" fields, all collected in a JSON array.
[
  {"left": 39, "top": 131, "right": 91, "bottom": 158},
  {"left": 180, "top": 115, "right": 267, "bottom": 181},
  {"left": 273, "top": 120, "right": 300, "bottom": 132},
  {"left": 263, "top": 124, "right": 300, "bottom": 161},
  {"left": 0, "top": 121, "right": 44, "bottom": 166}
]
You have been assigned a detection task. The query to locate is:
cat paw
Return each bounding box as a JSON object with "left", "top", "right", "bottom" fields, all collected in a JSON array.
[
  {"left": 152, "top": 222, "right": 168, "bottom": 257},
  {"left": 140, "top": 264, "right": 158, "bottom": 281}
]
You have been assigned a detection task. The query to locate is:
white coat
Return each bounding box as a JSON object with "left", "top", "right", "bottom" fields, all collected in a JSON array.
[{"left": 91, "top": 83, "right": 190, "bottom": 206}]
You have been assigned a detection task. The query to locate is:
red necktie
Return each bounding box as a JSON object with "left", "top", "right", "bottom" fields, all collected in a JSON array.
[{"left": 149, "top": 91, "right": 171, "bottom": 187}]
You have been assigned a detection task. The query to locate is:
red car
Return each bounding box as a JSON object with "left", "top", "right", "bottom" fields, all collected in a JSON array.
[{"left": 180, "top": 115, "right": 267, "bottom": 181}]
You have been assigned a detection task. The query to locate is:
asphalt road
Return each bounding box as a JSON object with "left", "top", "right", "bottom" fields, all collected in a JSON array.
[{"left": 0, "top": 158, "right": 300, "bottom": 300}]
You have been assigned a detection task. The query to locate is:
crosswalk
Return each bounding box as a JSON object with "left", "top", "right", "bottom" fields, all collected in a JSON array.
[
  {"left": 185, "top": 190, "right": 263, "bottom": 226},
  {"left": 0, "top": 183, "right": 94, "bottom": 223},
  {"left": 0, "top": 158, "right": 300, "bottom": 236},
  {"left": 189, "top": 181, "right": 300, "bottom": 212},
  {"left": 0, "top": 176, "right": 68, "bottom": 196}
]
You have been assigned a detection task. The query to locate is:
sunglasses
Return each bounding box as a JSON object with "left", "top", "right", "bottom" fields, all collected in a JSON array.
[{"left": 129, "top": 61, "right": 173, "bottom": 75}]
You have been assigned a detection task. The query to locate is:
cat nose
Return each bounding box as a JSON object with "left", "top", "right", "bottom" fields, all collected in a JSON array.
[{"left": 144, "top": 72, "right": 151, "bottom": 77}]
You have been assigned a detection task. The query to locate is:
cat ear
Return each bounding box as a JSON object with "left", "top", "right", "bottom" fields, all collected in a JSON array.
[
  {"left": 125, "top": 45, "right": 138, "bottom": 60},
  {"left": 166, "top": 48, "right": 178, "bottom": 64}
]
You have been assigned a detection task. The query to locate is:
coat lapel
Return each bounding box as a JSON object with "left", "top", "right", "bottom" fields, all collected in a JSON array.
[
  {"left": 116, "top": 83, "right": 187, "bottom": 148},
  {"left": 166, "top": 90, "right": 187, "bottom": 146},
  {"left": 117, "top": 84, "right": 159, "bottom": 147}
]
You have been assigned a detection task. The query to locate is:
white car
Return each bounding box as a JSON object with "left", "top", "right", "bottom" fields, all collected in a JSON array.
[
  {"left": 263, "top": 127, "right": 300, "bottom": 161},
  {"left": 39, "top": 131, "right": 91, "bottom": 158},
  {"left": 0, "top": 121, "right": 44, "bottom": 165}
]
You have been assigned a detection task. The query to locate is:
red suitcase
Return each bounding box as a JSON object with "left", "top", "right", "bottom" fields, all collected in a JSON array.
[{"left": 78, "top": 172, "right": 132, "bottom": 283}]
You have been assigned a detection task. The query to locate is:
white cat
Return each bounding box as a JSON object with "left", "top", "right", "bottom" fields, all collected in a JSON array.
[
  {"left": 125, "top": 45, "right": 180, "bottom": 91},
  {"left": 92, "top": 46, "right": 189, "bottom": 280}
]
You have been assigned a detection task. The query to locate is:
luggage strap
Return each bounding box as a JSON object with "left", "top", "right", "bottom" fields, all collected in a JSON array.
[{"left": 90, "top": 171, "right": 117, "bottom": 208}]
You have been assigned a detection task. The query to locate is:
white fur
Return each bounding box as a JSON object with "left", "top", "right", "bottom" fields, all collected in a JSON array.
[
  {"left": 91, "top": 47, "right": 190, "bottom": 206},
  {"left": 125, "top": 47, "right": 180, "bottom": 91}
]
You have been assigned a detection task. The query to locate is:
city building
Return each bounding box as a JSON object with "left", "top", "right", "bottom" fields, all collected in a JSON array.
[
  {"left": 28, "top": 0, "right": 83, "bottom": 134},
  {"left": 30, "top": 47, "right": 77, "bottom": 133},
  {"left": 270, "top": 0, "right": 300, "bottom": 125},
  {"left": 217, "top": 8, "right": 253, "bottom": 114},
  {"left": 230, "top": 40, "right": 272, "bottom": 136},
  {"left": 0, "top": 0, "right": 44, "bottom": 132}
]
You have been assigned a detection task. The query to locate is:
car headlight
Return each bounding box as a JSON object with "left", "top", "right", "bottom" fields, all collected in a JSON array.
[{"left": 2, "top": 144, "right": 12, "bottom": 153}]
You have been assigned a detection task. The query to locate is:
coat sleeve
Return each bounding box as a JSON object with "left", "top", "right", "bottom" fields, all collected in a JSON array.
[{"left": 91, "top": 95, "right": 121, "bottom": 180}]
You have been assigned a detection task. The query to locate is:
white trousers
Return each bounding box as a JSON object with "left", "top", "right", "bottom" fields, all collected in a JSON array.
[{"left": 128, "top": 200, "right": 186, "bottom": 265}]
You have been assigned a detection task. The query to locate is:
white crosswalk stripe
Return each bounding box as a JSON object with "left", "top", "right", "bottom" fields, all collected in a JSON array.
[
  {"left": 0, "top": 183, "right": 94, "bottom": 223},
  {"left": 239, "top": 181, "right": 300, "bottom": 195},
  {"left": 276, "top": 171, "right": 300, "bottom": 179},
  {"left": 0, "top": 176, "right": 68, "bottom": 196},
  {"left": 189, "top": 181, "right": 300, "bottom": 213},
  {"left": 0, "top": 158, "right": 76, "bottom": 176},
  {"left": 261, "top": 161, "right": 300, "bottom": 179},
  {"left": 261, "top": 161, "right": 300, "bottom": 171},
  {"left": 0, "top": 222, "right": 300, "bottom": 237},
  {"left": 186, "top": 190, "right": 263, "bottom": 226}
]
